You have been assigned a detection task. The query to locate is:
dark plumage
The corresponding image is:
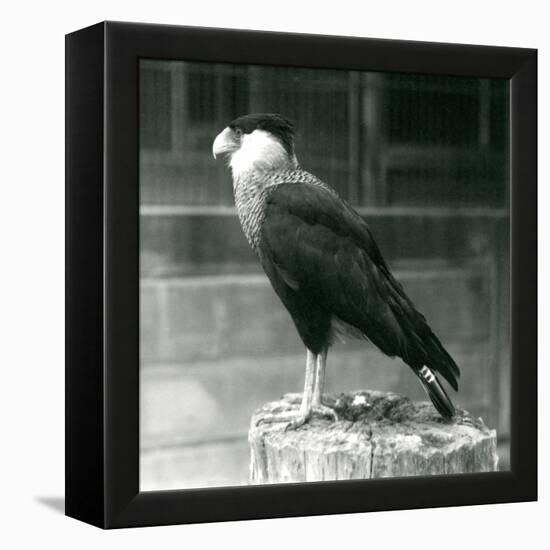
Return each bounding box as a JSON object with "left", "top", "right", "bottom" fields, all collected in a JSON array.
[
  {"left": 229, "top": 113, "right": 296, "bottom": 157},
  {"left": 213, "top": 113, "right": 460, "bottom": 424}
]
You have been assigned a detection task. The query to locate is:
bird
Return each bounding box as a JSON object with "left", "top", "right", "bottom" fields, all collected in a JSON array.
[{"left": 212, "top": 113, "right": 460, "bottom": 429}]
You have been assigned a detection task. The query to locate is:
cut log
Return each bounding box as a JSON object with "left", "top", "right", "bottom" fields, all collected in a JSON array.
[{"left": 249, "top": 390, "right": 498, "bottom": 484}]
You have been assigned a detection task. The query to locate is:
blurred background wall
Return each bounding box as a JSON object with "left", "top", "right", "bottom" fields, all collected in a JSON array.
[{"left": 139, "top": 60, "right": 510, "bottom": 490}]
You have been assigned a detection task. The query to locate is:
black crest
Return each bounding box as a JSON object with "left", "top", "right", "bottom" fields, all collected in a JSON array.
[{"left": 228, "top": 113, "right": 295, "bottom": 156}]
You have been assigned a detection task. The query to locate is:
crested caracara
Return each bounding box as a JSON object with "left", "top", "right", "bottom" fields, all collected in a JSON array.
[{"left": 213, "top": 113, "right": 460, "bottom": 428}]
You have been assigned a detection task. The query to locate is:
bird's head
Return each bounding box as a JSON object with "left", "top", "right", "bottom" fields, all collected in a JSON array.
[{"left": 212, "top": 113, "right": 298, "bottom": 178}]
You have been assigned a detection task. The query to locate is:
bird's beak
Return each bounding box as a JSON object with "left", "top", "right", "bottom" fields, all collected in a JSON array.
[{"left": 212, "top": 127, "right": 239, "bottom": 160}]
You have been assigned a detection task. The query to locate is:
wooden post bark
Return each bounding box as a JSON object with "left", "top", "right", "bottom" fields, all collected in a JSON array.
[{"left": 249, "top": 390, "right": 498, "bottom": 484}]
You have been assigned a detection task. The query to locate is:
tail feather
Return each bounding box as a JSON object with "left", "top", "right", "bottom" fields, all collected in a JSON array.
[
  {"left": 427, "top": 334, "right": 460, "bottom": 391},
  {"left": 417, "top": 365, "right": 456, "bottom": 419}
]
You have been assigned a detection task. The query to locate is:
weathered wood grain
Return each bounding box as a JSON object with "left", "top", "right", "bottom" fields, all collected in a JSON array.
[{"left": 249, "top": 391, "right": 498, "bottom": 483}]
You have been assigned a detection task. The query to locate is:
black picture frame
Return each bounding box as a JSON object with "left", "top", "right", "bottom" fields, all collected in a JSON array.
[{"left": 65, "top": 21, "right": 537, "bottom": 529}]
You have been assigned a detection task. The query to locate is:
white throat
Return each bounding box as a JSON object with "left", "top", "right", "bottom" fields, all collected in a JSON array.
[{"left": 229, "top": 129, "right": 298, "bottom": 180}]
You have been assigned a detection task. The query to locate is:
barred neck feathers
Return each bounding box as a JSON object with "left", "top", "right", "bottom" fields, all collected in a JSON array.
[
  {"left": 233, "top": 168, "right": 326, "bottom": 250},
  {"left": 232, "top": 171, "right": 270, "bottom": 251}
]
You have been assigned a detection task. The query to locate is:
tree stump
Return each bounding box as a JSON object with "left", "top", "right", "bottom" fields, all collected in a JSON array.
[{"left": 249, "top": 390, "right": 498, "bottom": 484}]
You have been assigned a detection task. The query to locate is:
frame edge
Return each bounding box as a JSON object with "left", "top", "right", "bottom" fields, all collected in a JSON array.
[
  {"left": 65, "top": 21, "right": 106, "bottom": 528},
  {"left": 96, "top": 21, "right": 538, "bottom": 528},
  {"left": 509, "top": 49, "right": 537, "bottom": 501}
]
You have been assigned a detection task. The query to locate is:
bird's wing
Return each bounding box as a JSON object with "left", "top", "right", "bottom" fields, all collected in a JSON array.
[{"left": 258, "top": 181, "right": 459, "bottom": 389}]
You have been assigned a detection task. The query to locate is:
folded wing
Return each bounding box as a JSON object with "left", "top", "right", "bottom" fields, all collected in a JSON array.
[{"left": 258, "top": 181, "right": 459, "bottom": 391}]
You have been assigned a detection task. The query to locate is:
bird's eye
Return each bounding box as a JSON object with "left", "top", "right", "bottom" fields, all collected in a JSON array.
[{"left": 234, "top": 128, "right": 243, "bottom": 139}]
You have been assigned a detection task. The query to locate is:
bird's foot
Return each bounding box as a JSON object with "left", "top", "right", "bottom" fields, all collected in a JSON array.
[
  {"left": 256, "top": 410, "right": 311, "bottom": 430},
  {"left": 311, "top": 403, "right": 339, "bottom": 422},
  {"left": 284, "top": 404, "right": 338, "bottom": 429},
  {"left": 284, "top": 412, "right": 311, "bottom": 431},
  {"left": 256, "top": 404, "right": 338, "bottom": 430}
]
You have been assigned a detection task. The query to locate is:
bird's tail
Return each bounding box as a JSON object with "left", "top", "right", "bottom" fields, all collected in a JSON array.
[{"left": 416, "top": 365, "right": 456, "bottom": 420}]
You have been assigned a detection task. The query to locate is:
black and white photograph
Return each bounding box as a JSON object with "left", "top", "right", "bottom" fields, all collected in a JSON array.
[
  {"left": 139, "top": 60, "right": 510, "bottom": 490},
  {"left": 3, "top": 0, "right": 545, "bottom": 544}
]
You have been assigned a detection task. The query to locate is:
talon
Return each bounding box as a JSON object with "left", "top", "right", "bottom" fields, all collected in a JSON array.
[
  {"left": 255, "top": 408, "right": 309, "bottom": 429},
  {"left": 311, "top": 404, "right": 339, "bottom": 422},
  {"left": 285, "top": 414, "right": 309, "bottom": 430}
]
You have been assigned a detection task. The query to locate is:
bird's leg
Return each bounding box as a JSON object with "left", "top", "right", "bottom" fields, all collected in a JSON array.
[
  {"left": 312, "top": 347, "right": 327, "bottom": 407},
  {"left": 285, "top": 349, "right": 316, "bottom": 429},
  {"left": 256, "top": 349, "right": 316, "bottom": 429},
  {"left": 311, "top": 347, "right": 338, "bottom": 421}
]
